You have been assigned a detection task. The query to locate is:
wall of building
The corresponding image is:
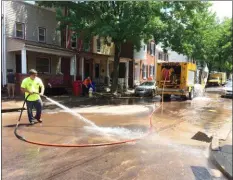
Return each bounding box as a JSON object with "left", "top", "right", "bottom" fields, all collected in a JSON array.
[
  {"left": 92, "top": 36, "right": 115, "bottom": 56},
  {"left": 155, "top": 46, "right": 168, "bottom": 62},
  {"left": 21, "top": 51, "right": 59, "bottom": 74},
  {"left": 6, "top": 52, "right": 16, "bottom": 72},
  {"left": 120, "top": 42, "right": 134, "bottom": 59},
  {"left": 133, "top": 41, "right": 147, "bottom": 60},
  {"left": 168, "top": 51, "right": 188, "bottom": 62},
  {"left": 4, "top": 1, "right": 60, "bottom": 46}
]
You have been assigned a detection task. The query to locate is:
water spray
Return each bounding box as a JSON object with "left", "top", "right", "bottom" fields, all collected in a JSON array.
[{"left": 14, "top": 93, "right": 158, "bottom": 147}]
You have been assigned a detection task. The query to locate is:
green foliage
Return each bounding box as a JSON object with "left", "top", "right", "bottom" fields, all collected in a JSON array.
[{"left": 38, "top": 1, "right": 232, "bottom": 83}]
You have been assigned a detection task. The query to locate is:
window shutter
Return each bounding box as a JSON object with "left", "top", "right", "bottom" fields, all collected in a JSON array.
[
  {"left": 147, "top": 43, "right": 150, "bottom": 52},
  {"left": 150, "top": 43, "right": 152, "bottom": 55}
]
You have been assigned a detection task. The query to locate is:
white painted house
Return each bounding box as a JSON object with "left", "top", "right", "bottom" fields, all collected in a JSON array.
[
  {"left": 133, "top": 40, "right": 158, "bottom": 85},
  {"left": 168, "top": 50, "right": 189, "bottom": 62},
  {"left": 133, "top": 40, "right": 147, "bottom": 85}
]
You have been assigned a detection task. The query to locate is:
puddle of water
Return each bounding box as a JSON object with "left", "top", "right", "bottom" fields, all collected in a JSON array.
[
  {"left": 151, "top": 134, "right": 206, "bottom": 157},
  {"left": 84, "top": 126, "right": 145, "bottom": 139},
  {"left": 44, "top": 97, "right": 152, "bottom": 140}
]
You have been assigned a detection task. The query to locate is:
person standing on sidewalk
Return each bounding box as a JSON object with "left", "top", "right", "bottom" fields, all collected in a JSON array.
[
  {"left": 82, "top": 76, "right": 92, "bottom": 96},
  {"left": 7, "top": 69, "right": 16, "bottom": 98},
  {"left": 21, "top": 69, "right": 45, "bottom": 125}
]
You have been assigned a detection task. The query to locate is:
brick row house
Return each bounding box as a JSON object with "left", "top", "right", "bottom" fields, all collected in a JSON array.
[{"left": 133, "top": 40, "right": 157, "bottom": 86}]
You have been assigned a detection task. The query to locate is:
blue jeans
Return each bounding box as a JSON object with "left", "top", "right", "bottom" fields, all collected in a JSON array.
[{"left": 26, "top": 99, "right": 42, "bottom": 122}]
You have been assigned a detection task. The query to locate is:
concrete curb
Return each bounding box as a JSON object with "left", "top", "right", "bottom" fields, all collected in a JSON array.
[
  {"left": 210, "top": 144, "right": 232, "bottom": 179},
  {"left": 1, "top": 108, "right": 26, "bottom": 113},
  {"left": 210, "top": 123, "right": 232, "bottom": 179}
]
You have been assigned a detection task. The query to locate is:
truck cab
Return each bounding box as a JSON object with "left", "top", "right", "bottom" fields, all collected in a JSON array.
[{"left": 156, "top": 62, "right": 196, "bottom": 100}]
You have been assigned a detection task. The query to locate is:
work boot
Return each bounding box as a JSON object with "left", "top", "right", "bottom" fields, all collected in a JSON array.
[
  {"left": 29, "top": 121, "right": 35, "bottom": 125},
  {"left": 34, "top": 116, "right": 42, "bottom": 123},
  {"left": 36, "top": 119, "right": 43, "bottom": 123}
]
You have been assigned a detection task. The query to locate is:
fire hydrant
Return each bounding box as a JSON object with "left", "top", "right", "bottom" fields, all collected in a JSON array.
[{"left": 89, "top": 87, "right": 93, "bottom": 98}]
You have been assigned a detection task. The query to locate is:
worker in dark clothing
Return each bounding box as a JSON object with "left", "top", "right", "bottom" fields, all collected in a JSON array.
[
  {"left": 82, "top": 77, "right": 92, "bottom": 96},
  {"left": 7, "top": 69, "right": 16, "bottom": 98}
]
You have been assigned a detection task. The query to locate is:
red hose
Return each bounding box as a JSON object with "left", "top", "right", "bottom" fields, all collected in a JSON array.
[{"left": 15, "top": 103, "right": 160, "bottom": 148}]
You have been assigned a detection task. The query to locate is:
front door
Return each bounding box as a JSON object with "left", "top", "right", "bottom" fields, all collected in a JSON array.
[
  {"left": 84, "top": 60, "right": 90, "bottom": 78},
  {"left": 95, "top": 64, "right": 100, "bottom": 78},
  {"left": 15, "top": 54, "right": 22, "bottom": 73},
  {"left": 61, "top": 57, "right": 71, "bottom": 86}
]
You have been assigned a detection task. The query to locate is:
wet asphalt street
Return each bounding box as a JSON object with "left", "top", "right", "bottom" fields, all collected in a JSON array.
[{"left": 2, "top": 92, "right": 232, "bottom": 180}]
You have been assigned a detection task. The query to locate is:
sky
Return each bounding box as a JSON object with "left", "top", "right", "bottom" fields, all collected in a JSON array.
[
  {"left": 210, "top": 1, "right": 232, "bottom": 20},
  {"left": 25, "top": 1, "right": 232, "bottom": 20}
]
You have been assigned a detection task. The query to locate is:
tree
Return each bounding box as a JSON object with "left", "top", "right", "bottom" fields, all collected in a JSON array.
[
  {"left": 157, "top": 1, "right": 213, "bottom": 59},
  {"left": 196, "top": 17, "right": 232, "bottom": 74},
  {"left": 38, "top": 1, "right": 231, "bottom": 89},
  {"left": 38, "top": 1, "right": 162, "bottom": 93},
  {"left": 214, "top": 18, "right": 232, "bottom": 74}
]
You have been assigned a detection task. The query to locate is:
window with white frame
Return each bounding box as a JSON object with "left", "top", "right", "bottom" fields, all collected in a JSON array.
[
  {"left": 150, "top": 65, "right": 154, "bottom": 77},
  {"left": 38, "top": 27, "right": 46, "bottom": 42},
  {"left": 96, "top": 38, "right": 101, "bottom": 52},
  {"left": 143, "top": 45, "right": 146, "bottom": 52},
  {"left": 142, "top": 64, "right": 146, "bottom": 79},
  {"left": 15, "top": 22, "right": 25, "bottom": 39},
  {"left": 36, "top": 57, "right": 50, "bottom": 73},
  {"left": 142, "top": 64, "right": 148, "bottom": 79},
  {"left": 158, "top": 52, "right": 163, "bottom": 60},
  {"left": 164, "top": 53, "right": 167, "bottom": 61},
  {"left": 71, "top": 32, "right": 77, "bottom": 48},
  {"left": 150, "top": 42, "right": 155, "bottom": 56}
]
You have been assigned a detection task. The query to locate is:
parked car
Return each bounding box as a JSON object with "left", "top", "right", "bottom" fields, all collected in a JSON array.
[
  {"left": 221, "top": 81, "right": 232, "bottom": 98},
  {"left": 135, "top": 81, "right": 157, "bottom": 97}
]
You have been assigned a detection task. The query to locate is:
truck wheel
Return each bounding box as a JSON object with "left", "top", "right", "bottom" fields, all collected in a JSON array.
[
  {"left": 189, "top": 89, "right": 194, "bottom": 100},
  {"left": 181, "top": 95, "right": 187, "bottom": 101},
  {"left": 162, "top": 94, "right": 171, "bottom": 101}
]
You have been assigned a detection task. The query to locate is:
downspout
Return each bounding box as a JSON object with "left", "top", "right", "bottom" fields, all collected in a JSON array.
[
  {"left": 2, "top": 1, "right": 7, "bottom": 86},
  {"left": 74, "top": 55, "right": 77, "bottom": 81},
  {"left": 65, "top": 6, "right": 68, "bottom": 48},
  {"left": 154, "top": 42, "right": 157, "bottom": 81}
]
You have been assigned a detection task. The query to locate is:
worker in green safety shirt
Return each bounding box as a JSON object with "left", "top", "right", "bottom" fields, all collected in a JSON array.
[{"left": 21, "top": 69, "right": 45, "bottom": 125}]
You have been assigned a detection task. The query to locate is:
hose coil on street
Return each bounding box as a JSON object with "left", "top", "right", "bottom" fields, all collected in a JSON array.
[{"left": 14, "top": 94, "right": 158, "bottom": 147}]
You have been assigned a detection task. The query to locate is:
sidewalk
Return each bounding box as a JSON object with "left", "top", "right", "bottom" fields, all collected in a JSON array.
[
  {"left": 1, "top": 90, "right": 137, "bottom": 112},
  {"left": 1, "top": 95, "right": 91, "bottom": 112},
  {"left": 210, "top": 122, "right": 232, "bottom": 179},
  {"left": 1, "top": 96, "right": 25, "bottom": 112}
]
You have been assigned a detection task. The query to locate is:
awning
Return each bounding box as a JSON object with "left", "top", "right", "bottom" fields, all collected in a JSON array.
[{"left": 7, "top": 38, "right": 75, "bottom": 57}]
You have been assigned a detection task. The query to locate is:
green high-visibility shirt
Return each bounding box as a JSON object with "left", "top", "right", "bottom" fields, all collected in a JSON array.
[{"left": 21, "top": 77, "right": 44, "bottom": 101}]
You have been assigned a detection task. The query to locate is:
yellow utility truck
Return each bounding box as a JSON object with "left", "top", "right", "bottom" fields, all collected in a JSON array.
[
  {"left": 156, "top": 62, "right": 197, "bottom": 100},
  {"left": 207, "top": 72, "right": 226, "bottom": 86}
]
